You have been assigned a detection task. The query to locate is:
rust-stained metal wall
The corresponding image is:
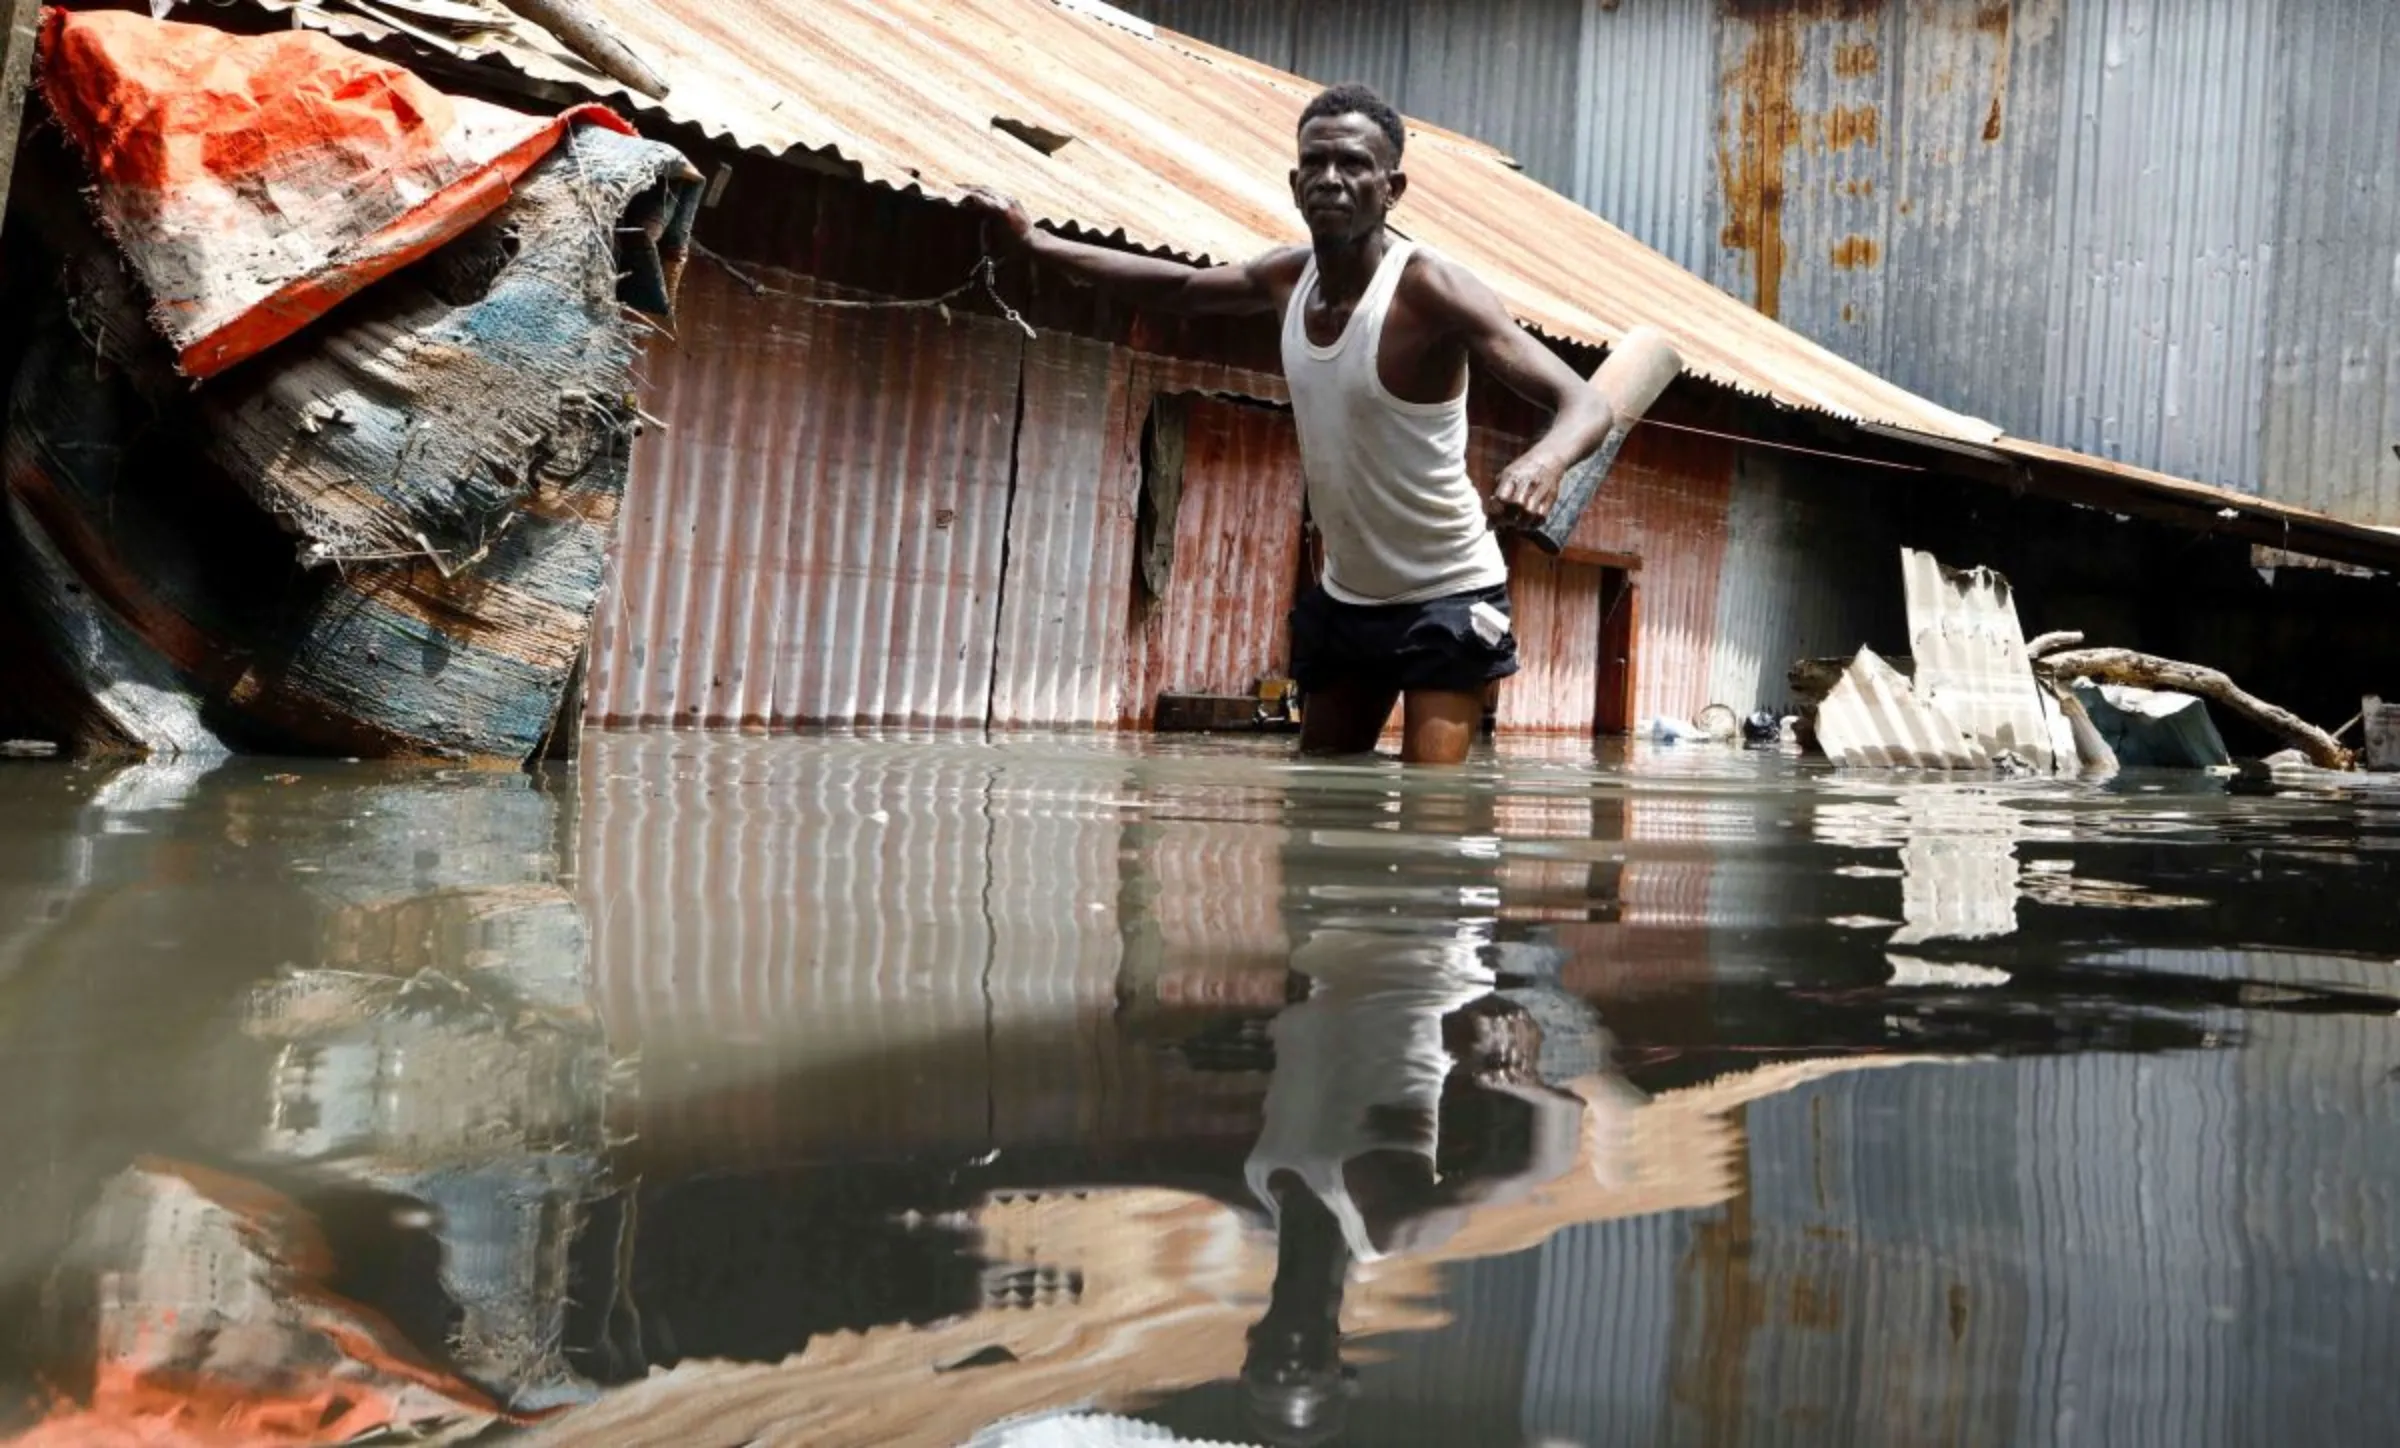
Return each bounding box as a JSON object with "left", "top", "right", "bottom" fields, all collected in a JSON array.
[
  {"left": 588, "top": 264, "right": 1024, "bottom": 729},
  {"left": 992, "top": 334, "right": 1140, "bottom": 730},
  {"left": 594, "top": 176, "right": 1868, "bottom": 737},
  {"left": 1126, "top": 396, "right": 1308, "bottom": 725},
  {"left": 1499, "top": 547, "right": 1605, "bottom": 734},
  {"left": 1142, "top": 0, "right": 2400, "bottom": 522},
  {"left": 1537, "top": 424, "right": 1739, "bottom": 727}
]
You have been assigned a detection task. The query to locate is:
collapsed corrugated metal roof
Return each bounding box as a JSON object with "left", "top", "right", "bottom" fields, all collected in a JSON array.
[{"left": 244, "top": 0, "right": 1997, "bottom": 445}]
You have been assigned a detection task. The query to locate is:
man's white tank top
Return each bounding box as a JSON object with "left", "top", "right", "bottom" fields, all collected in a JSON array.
[
  {"left": 1242, "top": 927, "right": 1498, "bottom": 1263},
  {"left": 1280, "top": 238, "right": 1510, "bottom": 606}
]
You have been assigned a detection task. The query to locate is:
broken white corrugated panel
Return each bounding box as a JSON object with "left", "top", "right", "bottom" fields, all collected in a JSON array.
[
  {"left": 1901, "top": 549, "right": 2062, "bottom": 772},
  {"left": 1814, "top": 647, "right": 1989, "bottom": 770},
  {"left": 1887, "top": 955, "right": 2013, "bottom": 989}
]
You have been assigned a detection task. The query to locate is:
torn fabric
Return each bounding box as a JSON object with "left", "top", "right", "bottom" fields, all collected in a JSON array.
[{"left": 38, "top": 7, "right": 634, "bottom": 378}]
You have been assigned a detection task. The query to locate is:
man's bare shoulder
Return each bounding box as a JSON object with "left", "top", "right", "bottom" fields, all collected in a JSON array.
[
  {"left": 1394, "top": 246, "right": 1505, "bottom": 319},
  {"left": 1247, "top": 245, "right": 1313, "bottom": 281}
]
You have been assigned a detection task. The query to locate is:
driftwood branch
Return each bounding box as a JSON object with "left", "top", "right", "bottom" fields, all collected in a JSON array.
[
  {"left": 2025, "top": 630, "right": 2084, "bottom": 661},
  {"left": 493, "top": 0, "right": 670, "bottom": 96},
  {"left": 2038, "top": 648, "right": 2353, "bottom": 769}
]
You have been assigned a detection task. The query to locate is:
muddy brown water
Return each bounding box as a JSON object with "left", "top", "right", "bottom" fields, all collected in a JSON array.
[{"left": 1, "top": 733, "right": 2398, "bottom": 1446}]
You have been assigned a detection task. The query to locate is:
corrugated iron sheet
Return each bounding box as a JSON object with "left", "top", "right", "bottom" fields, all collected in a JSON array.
[
  {"left": 1711, "top": 0, "right": 1892, "bottom": 336},
  {"left": 1573, "top": 0, "right": 1717, "bottom": 278},
  {"left": 1704, "top": 450, "right": 1903, "bottom": 716},
  {"left": 1558, "top": 427, "right": 1737, "bottom": 726},
  {"left": 1814, "top": 647, "right": 1987, "bottom": 770},
  {"left": 262, "top": 0, "right": 1999, "bottom": 446},
  {"left": 1880, "top": 0, "right": 2068, "bottom": 448},
  {"left": 1553, "top": 0, "right": 2400, "bottom": 527},
  {"left": 1121, "top": 0, "right": 1298, "bottom": 70},
  {"left": 2259, "top": 0, "right": 2400, "bottom": 525},
  {"left": 1900, "top": 547, "right": 2061, "bottom": 770},
  {"left": 991, "top": 333, "right": 1140, "bottom": 729},
  {"left": 1400, "top": 0, "right": 1584, "bottom": 193},
  {"left": 2041, "top": 0, "right": 2284, "bottom": 491},
  {"left": 1126, "top": 396, "right": 1307, "bottom": 723},
  {"left": 1291, "top": 0, "right": 1412, "bottom": 117},
  {"left": 1498, "top": 546, "right": 1605, "bottom": 734},
  {"left": 587, "top": 263, "right": 1025, "bottom": 729}
]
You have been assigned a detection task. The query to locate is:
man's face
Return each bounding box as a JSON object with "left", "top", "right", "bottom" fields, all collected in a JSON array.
[{"left": 1290, "top": 113, "right": 1404, "bottom": 244}]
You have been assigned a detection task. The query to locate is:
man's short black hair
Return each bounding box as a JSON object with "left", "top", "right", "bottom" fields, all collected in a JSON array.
[{"left": 1298, "top": 83, "right": 1405, "bottom": 163}]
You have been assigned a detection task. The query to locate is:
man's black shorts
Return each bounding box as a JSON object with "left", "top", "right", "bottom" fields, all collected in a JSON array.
[{"left": 1289, "top": 582, "right": 1519, "bottom": 695}]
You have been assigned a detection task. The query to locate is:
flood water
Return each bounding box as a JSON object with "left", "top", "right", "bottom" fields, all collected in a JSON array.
[{"left": 3, "top": 734, "right": 2399, "bottom": 1446}]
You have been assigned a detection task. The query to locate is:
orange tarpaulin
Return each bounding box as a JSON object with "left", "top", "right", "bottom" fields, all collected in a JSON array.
[
  {"left": 15, "top": 1160, "right": 522, "bottom": 1447},
  {"left": 37, "top": 7, "right": 633, "bottom": 378}
]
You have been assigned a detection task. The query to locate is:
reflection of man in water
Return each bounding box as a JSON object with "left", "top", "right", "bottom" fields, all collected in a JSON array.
[{"left": 1238, "top": 927, "right": 1585, "bottom": 1443}]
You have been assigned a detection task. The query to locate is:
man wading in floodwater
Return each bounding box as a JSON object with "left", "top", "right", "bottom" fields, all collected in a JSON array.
[{"left": 962, "top": 83, "right": 1616, "bottom": 765}]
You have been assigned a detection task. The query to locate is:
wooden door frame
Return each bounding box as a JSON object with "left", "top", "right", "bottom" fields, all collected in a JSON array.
[{"left": 1596, "top": 567, "right": 1638, "bottom": 737}]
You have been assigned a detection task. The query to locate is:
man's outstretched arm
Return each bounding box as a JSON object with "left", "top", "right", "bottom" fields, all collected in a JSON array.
[
  {"left": 959, "top": 186, "right": 1298, "bottom": 317},
  {"left": 1414, "top": 255, "right": 1617, "bottom": 526}
]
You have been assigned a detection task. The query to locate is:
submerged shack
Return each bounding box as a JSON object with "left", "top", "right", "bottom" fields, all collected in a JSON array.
[{"left": 4, "top": 0, "right": 2397, "bottom": 757}]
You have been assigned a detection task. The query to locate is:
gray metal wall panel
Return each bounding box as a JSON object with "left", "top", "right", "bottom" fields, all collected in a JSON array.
[
  {"left": 1402, "top": 0, "right": 1585, "bottom": 194},
  {"left": 1293, "top": 0, "right": 1414, "bottom": 102},
  {"left": 1117, "top": 0, "right": 1300, "bottom": 69},
  {"left": 1574, "top": 0, "right": 1718, "bottom": 278},
  {"left": 991, "top": 332, "right": 1138, "bottom": 730},
  {"left": 1704, "top": 451, "right": 1906, "bottom": 717},
  {"left": 1882, "top": 0, "right": 2071, "bottom": 436},
  {"left": 2041, "top": 0, "right": 2286, "bottom": 489},
  {"left": 1521, "top": 1212, "right": 1688, "bottom": 1446},
  {"left": 2259, "top": 0, "right": 2400, "bottom": 524},
  {"left": 1348, "top": 1250, "right": 1542, "bottom": 1443},
  {"left": 1138, "top": 0, "right": 1583, "bottom": 195}
]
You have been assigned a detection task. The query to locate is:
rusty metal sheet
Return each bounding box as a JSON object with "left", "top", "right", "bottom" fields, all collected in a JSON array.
[
  {"left": 586, "top": 262, "right": 1025, "bottom": 729},
  {"left": 1543, "top": 426, "right": 1736, "bottom": 727},
  {"left": 1500, "top": 546, "right": 1604, "bottom": 734},
  {"left": 1711, "top": 0, "right": 1892, "bottom": 340},
  {"left": 1125, "top": 395, "right": 1306, "bottom": 725},
  {"left": 252, "top": 0, "right": 2000, "bottom": 446},
  {"left": 991, "top": 332, "right": 1140, "bottom": 729}
]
